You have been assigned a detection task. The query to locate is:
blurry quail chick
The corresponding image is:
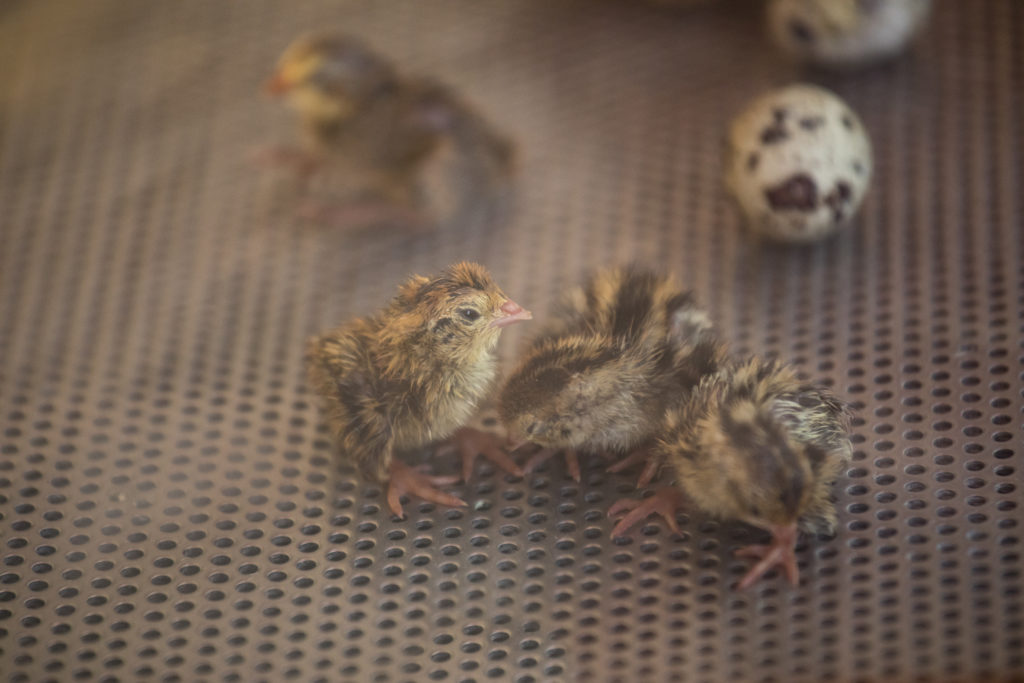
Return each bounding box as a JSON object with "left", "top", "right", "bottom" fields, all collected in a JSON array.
[
  {"left": 610, "top": 356, "right": 852, "bottom": 589},
  {"left": 307, "top": 262, "right": 531, "bottom": 517},
  {"left": 263, "top": 33, "right": 515, "bottom": 230},
  {"left": 500, "top": 267, "right": 722, "bottom": 482}
]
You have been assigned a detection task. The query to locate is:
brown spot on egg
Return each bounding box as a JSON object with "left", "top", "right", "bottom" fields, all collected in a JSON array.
[
  {"left": 747, "top": 152, "right": 760, "bottom": 171},
  {"left": 764, "top": 174, "right": 818, "bottom": 212},
  {"left": 760, "top": 108, "right": 791, "bottom": 144},
  {"left": 823, "top": 180, "right": 853, "bottom": 222},
  {"left": 760, "top": 125, "right": 788, "bottom": 145},
  {"left": 799, "top": 116, "right": 824, "bottom": 131}
]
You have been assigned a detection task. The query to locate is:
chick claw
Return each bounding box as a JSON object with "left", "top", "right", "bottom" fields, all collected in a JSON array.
[
  {"left": 386, "top": 460, "right": 466, "bottom": 519},
  {"left": 734, "top": 532, "right": 800, "bottom": 590},
  {"left": 448, "top": 427, "right": 524, "bottom": 482},
  {"left": 522, "top": 448, "right": 580, "bottom": 482},
  {"left": 605, "top": 446, "right": 661, "bottom": 488},
  {"left": 608, "top": 487, "right": 686, "bottom": 538}
]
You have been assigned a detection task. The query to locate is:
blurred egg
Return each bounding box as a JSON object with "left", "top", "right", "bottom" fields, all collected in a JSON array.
[
  {"left": 724, "top": 84, "right": 872, "bottom": 243},
  {"left": 767, "top": 0, "right": 932, "bottom": 68}
]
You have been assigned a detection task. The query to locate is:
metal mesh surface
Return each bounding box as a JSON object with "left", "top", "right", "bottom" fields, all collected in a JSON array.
[{"left": 1, "top": 1, "right": 1022, "bottom": 681}]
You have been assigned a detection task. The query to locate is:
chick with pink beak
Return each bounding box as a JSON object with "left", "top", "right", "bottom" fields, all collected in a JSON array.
[{"left": 492, "top": 299, "right": 532, "bottom": 328}]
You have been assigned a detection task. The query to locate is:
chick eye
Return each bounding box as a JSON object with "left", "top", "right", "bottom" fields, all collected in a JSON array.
[{"left": 458, "top": 308, "right": 480, "bottom": 323}]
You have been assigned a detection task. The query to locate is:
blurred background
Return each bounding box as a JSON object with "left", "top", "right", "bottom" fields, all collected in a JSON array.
[{"left": 0, "top": 1, "right": 1021, "bottom": 681}]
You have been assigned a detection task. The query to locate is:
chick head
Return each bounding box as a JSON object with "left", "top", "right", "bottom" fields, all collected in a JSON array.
[
  {"left": 500, "top": 365, "right": 576, "bottom": 450},
  {"left": 500, "top": 335, "right": 616, "bottom": 451},
  {"left": 389, "top": 262, "right": 530, "bottom": 363},
  {"left": 266, "top": 33, "right": 396, "bottom": 120},
  {"left": 674, "top": 398, "right": 820, "bottom": 535}
]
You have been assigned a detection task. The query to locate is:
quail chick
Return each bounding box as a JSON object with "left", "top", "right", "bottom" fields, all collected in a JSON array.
[
  {"left": 544, "top": 265, "right": 715, "bottom": 347},
  {"left": 307, "top": 262, "right": 531, "bottom": 517},
  {"left": 610, "top": 356, "right": 852, "bottom": 589},
  {"left": 263, "top": 33, "right": 514, "bottom": 231},
  {"left": 500, "top": 266, "right": 721, "bottom": 482}
]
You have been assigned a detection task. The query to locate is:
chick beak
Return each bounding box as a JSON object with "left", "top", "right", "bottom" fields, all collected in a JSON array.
[
  {"left": 491, "top": 300, "right": 532, "bottom": 328},
  {"left": 264, "top": 71, "right": 291, "bottom": 96}
]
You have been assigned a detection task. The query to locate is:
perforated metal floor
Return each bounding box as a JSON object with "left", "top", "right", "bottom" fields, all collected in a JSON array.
[{"left": 1, "top": 1, "right": 1022, "bottom": 682}]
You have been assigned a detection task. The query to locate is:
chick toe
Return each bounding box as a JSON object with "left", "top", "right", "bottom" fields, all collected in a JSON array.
[
  {"left": 387, "top": 460, "right": 467, "bottom": 519},
  {"left": 734, "top": 530, "right": 800, "bottom": 589},
  {"left": 605, "top": 448, "right": 647, "bottom": 474},
  {"left": 453, "top": 427, "right": 524, "bottom": 482},
  {"left": 605, "top": 445, "right": 661, "bottom": 487},
  {"left": 522, "top": 447, "right": 580, "bottom": 482},
  {"left": 608, "top": 487, "right": 686, "bottom": 537}
]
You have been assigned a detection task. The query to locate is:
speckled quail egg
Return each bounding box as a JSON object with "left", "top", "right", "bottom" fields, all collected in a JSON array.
[
  {"left": 767, "top": 0, "right": 932, "bottom": 68},
  {"left": 724, "top": 84, "right": 872, "bottom": 243}
]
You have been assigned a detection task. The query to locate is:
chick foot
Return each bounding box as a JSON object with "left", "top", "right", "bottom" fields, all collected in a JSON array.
[
  {"left": 386, "top": 460, "right": 467, "bottom": 519},
  {"left": 297, "top": 198, "right": 435, "bottom": 233},
  {"left": 522, "top": 447, "right": 580, "bottom": 482},
  {"left": 445, "top": 427, "right": 524, "bottom": 482},
  {"left": 608, "top": 487, "right": 686, "bottom": 538},
  {"left": 605, "top": 445, "right": 662, "bottom": 488},
  {"left": 734, "top": 523, "right": 799, "bottom": 590}
]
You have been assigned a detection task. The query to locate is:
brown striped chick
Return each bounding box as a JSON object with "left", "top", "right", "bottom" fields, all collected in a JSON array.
[
  {"left": 262, "top": 33, "right": 514, "bottom": 231},
  {"left": 543, "top": 265, "right": 714, "bottom": 348},
  {"left": 307, "top": 262, "right": 531, "bottom": 518},
  {"left": 554, "top": 265, "right": 718, "bottom": 483},
  {"left": 610, "top": 356, "right": 853, "bottom": 589},
  {"left": 500, "top": 267, "right": 722, "bottom": 482}
]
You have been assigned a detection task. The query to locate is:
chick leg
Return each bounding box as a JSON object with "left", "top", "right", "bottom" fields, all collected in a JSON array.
[
  {"left": 605, "top": 445, "right": 662, "bottom": 488},
  {"left": 444, "top": 427, "right": 524, "bottom": 482},
  {"left": 522, "top": 448, "right": 580, "bottom": 482},
  {"left": 386, "top": 460, "right": 466, "bottom": 519},
  {"left": 608, "top": 487, "right": 686, "bottom": 538},
  {"left": 734, "top": 523, "right": 800, "bottom": 590}
]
